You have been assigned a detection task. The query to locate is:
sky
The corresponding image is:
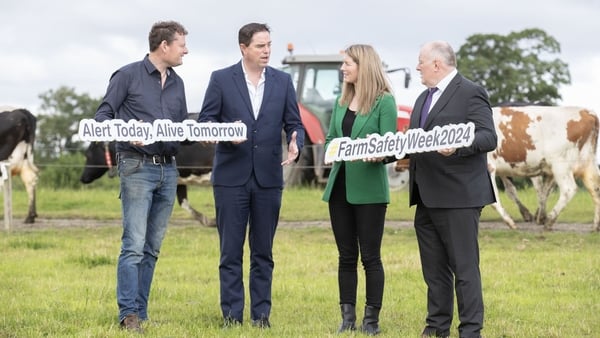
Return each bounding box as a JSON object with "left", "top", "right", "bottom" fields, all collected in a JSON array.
[{"left": 1, "top": 0, "right": 599, "bottom": 115}]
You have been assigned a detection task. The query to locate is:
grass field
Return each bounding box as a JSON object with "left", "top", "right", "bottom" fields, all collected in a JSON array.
[
  {"left": 2, "top": 179, "right": 598, "bottom": 225},
  {"left": 0, "top": 223, "right": 599, "bottom": 337},
  {"left": 1, "top": 184, "right": 599, "bottom": 337}
]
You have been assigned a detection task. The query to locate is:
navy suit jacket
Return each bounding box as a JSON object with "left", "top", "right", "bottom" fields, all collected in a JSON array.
[
  {"left": 199, "top": 61, "right": 305, "bottom": 188},
  {"left": 408, "top": 73, "right": 497, "bottom": 208}
]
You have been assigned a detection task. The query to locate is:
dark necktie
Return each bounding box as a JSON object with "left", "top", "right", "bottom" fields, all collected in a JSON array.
[{"left": 419, "top": 87, "right": 438, "bottom": 128}]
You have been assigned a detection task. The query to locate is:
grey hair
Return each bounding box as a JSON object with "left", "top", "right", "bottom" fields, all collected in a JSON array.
[{"left": 427, "top": 41, "right": 456, "bottom": 67}]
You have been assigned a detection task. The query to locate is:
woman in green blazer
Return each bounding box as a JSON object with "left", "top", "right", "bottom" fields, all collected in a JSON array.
[{"left": 322, "top": 44, "right": 398, "bottom": 335}]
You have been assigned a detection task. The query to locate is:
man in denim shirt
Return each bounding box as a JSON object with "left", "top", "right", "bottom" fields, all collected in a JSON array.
[{"left": 95, "top": 20, "right": 188, "bottom": 333}]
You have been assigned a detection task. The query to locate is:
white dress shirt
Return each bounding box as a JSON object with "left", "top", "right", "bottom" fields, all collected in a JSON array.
[{"left": 242, "top": 61, "right": 266, "bottom": 119}]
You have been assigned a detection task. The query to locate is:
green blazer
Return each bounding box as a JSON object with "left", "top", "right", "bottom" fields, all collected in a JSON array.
[{"left": 322, "top": 93, "right": 398, "bottom": 204}]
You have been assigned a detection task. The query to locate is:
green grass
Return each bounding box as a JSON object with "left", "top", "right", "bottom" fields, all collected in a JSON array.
[
  {"left": 2, "top": 180, "right": 598, "bottom": 224},
  {"left": 0, "top": 225, "right": 599, "bottom": 337},
  {"left": 1, "top": 184, "right": 599, "bottom": 336}
]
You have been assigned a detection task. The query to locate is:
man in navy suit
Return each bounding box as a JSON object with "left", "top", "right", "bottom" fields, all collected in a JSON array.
[
  {"left": 198, "top": 22, "right": 305, "bottom": 329},
  {"left": 407, "top": 41, "right": 497, "bottom": 338}
]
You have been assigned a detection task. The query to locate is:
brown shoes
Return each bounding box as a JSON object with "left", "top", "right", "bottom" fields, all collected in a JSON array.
[{"left": 120, "top": 313, "right": 143, "bottom": 333}]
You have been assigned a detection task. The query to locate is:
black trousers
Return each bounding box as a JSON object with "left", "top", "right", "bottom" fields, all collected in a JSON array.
[
  {"left": 414, "top": 201, "right": 484, "bottom": 338},
  {"left": 328, "top": 167, "right": 387, "bottom": 308}
]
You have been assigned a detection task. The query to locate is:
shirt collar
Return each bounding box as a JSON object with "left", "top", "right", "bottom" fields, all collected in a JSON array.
[
  {"left": 435, "top": 68, "right": 457, "bottom": 93},
  {"left": 143, "top": 54, "right": 171, "bottom": 77},
  {"left": 241, "top": 60, "right": 266, "bottom": 80}
]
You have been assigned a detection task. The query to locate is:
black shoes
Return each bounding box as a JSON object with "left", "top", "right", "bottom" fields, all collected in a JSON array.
[
  {"left": 337, "top": 303, "right": 357, "bottom": 333},
  {"left": 120, "top": 313, "right": 143, "bottom": 333},
  {"left": 421, "top": 327, "right": 450, "bottom": 338},
  {"left": 223, "top": 316, "right": 270, "bottom": 329},
  {"left": 251, "top": 317, "right": 271, "bottom": 328},
  {"left": 223, "top": 316, "right": 242, "bottom": 328},
  {"left": 360, "top": 305, "right": 381, "bottom": 335}
]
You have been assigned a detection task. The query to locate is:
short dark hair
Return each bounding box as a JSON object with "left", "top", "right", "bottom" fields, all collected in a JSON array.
[
  {"left": 148, "top": 21, "right": 188, "bottom": 52},
  {"left": 238, "top": 23, "right": 270, "bottom": 46}
]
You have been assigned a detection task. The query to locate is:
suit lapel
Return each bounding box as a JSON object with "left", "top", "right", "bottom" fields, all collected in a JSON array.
[
  {"left": 257, "top": 68, "right": 274, "bottom": 120},
  {"left": 411, "top": 91, "right": 427, "bottom": 128},
  {"left": 333, "top": 103, "right": 347, "bottom": 136},
  {"left": 232, "top": 62, "right": 254, "bottom": 118},
  {"left": 350, "top": 97, "right": 379, "bottom": 138},
  {"left": 424, "top": 74, "right": 461, "bottom": 127},
  {"left": 335, "top": 97, "right": 379, "bottom": 138},
  {"left": 351, "top": 110, "right": 373, "bottom": 138}
]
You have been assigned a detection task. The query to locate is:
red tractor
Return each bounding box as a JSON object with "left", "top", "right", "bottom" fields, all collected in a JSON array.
[{"left": 281, "top": 45, "right": 412, "bottom": 188}]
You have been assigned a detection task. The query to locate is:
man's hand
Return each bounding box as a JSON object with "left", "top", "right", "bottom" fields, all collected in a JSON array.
[
  {"left": 438, "top": 148, "right": 456, "bottom": 156},
  {"left": 281, "top": 131, "right": 299, "bottom": 166}
]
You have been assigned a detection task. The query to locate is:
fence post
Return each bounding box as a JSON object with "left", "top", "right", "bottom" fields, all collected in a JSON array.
[{"left": 1, "top": 161, "right": 12, "bottom": 231}]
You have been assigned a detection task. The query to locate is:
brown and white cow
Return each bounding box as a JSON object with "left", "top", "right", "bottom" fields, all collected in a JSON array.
[
  {"left": 0, "top": 106, "right": 39, "bottom": 223},
  {"left": 488, "top": 106, "right": 600, "bottom": 231}
]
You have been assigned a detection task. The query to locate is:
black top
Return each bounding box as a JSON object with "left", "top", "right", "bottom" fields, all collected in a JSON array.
[{"left": 342, "top": 108, "right": 356, "bottom": 137}]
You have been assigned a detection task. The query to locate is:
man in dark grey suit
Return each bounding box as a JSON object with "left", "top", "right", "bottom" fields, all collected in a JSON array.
[
  {"left": 407, "top": 41, "right": 497, "bottom": 338},
  {"left": 198, "top": 22, "right": 304, "bottom": 329}
]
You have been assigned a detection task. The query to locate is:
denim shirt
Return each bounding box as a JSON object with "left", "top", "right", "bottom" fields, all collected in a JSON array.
[{"left": 95, "top": 54, "right": 188, "bottom": 156}]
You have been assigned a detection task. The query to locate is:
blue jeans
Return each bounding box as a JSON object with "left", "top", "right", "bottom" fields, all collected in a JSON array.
[{"left": 116, "top": 156, "right": 178, "bottom": 322}]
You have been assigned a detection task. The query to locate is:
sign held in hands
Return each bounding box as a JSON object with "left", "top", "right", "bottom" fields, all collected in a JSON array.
[
  {"left": 78, "top": 119, "right": 247, "bottom": 144},
  {"left": 324, "top": 122, "right": 475, "bottom": 163}
]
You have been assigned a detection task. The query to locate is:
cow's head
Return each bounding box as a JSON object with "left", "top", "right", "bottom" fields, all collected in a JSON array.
[{"left": 80, "top": 141, "right": 117, "bottom": 184}]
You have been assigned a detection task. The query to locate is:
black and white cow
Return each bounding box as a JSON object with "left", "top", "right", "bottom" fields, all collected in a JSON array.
[
  {"left": 0, "top": 107, "right": 39, "bottom": 223},
  {"left": 80, "top": 140, "right": 216, "bottom": 226}
]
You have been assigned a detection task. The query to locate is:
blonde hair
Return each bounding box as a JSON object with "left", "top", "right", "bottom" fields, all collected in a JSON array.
[{"left": 339, "top": 44, "right": 394, "bottom": 115}]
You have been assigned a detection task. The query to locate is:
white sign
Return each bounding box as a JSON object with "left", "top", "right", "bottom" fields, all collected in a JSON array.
[
  {"left": 324, "top": 122, "right": 475, "bottom": 163},
  {"left": 78, "top": 119, "right": 247, "bottom": 144}
]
